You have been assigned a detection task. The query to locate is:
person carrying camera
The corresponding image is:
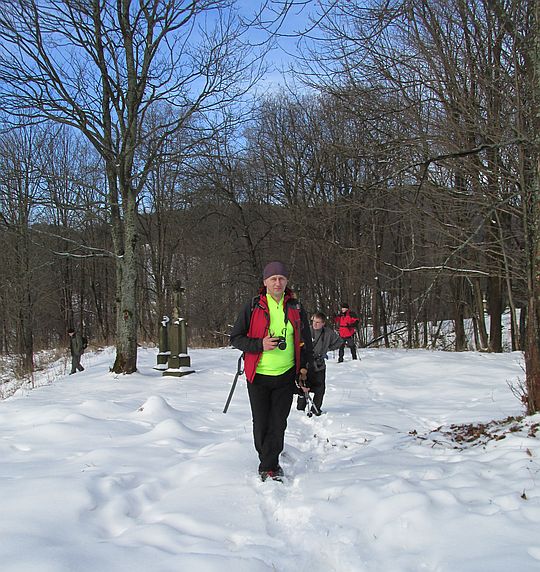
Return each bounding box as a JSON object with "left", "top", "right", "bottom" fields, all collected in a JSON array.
[
  {"left": 334, "top": 303, "right": 359, "bottom": 362},
  {"left": 297, "top": 312, "right": 343, "bottom": 416},
  {"left": 230, "top": 261, "right": 313, "bottom": 482}
]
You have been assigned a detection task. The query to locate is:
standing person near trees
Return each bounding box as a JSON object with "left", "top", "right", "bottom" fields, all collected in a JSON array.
[
  {"left": 67, "top": 328, "right": 86, "bottom": 375},
  {"left": 334, "top": 303, "right": 359, "bottom": 362},
  {"left": 297, "top": 312, "right": 343, "bottom": 416},
  {"left": 230, "top": 261, "right": 313, "bottom": 482}
]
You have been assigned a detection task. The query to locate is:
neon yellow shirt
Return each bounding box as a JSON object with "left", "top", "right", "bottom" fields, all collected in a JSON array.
[{"left": 256, "top": 294, "right": 295, "bottom": 376}]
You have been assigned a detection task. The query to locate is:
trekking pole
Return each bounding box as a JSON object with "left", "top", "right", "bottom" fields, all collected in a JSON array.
[
  {"left": 223, "top": 354, "right": 244, "bottom": 414},
  {"left": 296, "top": 375, "right": 320, "bottom": 416},
  {"left": 304, "top": 392, "right": 320, "bottom": 416}
]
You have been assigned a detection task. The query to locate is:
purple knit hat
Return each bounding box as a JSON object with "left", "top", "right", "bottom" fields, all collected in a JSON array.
[{"left": 263, "top": 261, "right": 289, "bottom": 280}]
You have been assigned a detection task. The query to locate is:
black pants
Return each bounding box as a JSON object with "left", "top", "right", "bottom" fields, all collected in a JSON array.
[
  {"left": 338, "top": 336, "right": 357, "bottom": 361},
  {"left": 247, "top": 367, "right": 296, "bottom": 472},
  {"left": 297, "top": 368, "right": 326, "bottom": 412},
  {"left": 70, "top": 353, "right": 84, "bottom": 374}
]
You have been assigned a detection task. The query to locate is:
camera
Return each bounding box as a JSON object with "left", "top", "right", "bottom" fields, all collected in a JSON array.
[{"left": 276, "top": 336, "right": 287, "bottom": 350}]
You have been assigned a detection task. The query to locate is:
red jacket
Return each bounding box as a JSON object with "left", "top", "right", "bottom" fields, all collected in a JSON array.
[
  {"left": 334, "top": 310, "right": 359, "bottom": 339},
  {"left": 230, "top": 288, "right": 313, "bottom": 382}
]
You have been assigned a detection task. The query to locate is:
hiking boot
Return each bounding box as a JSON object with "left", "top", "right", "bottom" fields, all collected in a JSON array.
[
  {"left": 297, "top": 396, "right": 306, "bottom": 411},
  {"left": 260, "top": 470, "right": 282, "bottom": 482},
  {"left": 259, "top": 466, "right": 284, "bottom": 482}
]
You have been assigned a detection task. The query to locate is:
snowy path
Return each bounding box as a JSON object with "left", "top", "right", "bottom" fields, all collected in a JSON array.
[{"left": 1, "top": 347, "right": 540, "bottom": 571}]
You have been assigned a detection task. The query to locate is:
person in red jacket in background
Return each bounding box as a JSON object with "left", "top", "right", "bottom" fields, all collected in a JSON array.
[{"left": 334, "top": 303, "right": 359, "bottom": 362}]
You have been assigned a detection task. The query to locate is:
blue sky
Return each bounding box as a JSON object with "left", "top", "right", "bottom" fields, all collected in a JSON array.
[{"left": 236, "top": 0, "right": 320, "bottom": 90}]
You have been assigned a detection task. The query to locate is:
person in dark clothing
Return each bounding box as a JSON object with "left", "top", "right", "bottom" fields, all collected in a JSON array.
[
  {"left": 230, "top": 261, "right": 313, "bottom": 482},
  {"left": 297, "top": 312, "right": 343, "bottom": 416},
  {"left": 334, "top": 303, "right": 359, "bottom": 362},
  {"left": 67, "top": 328, "right": 85, "bottom": 375}
]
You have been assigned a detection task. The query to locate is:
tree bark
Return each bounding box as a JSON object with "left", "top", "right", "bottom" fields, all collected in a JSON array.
[
  {"left": 452, "top": 277, "right": 467, "bottom": 351},
  {"left": 524, "top": 1, "right": 540, "bottom": 412},
  {"left": 111, "top": 191, "right": 139, "bottom": 373},
  {"left": 472, "top": 278, "right": 489, "bottom": 350},
  {"left": 487, "top": 275, "right": 503, "bottom": 352}
]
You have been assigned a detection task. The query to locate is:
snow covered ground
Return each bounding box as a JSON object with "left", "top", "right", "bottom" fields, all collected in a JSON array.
[{"left": 1, "top": 346, "right": 539, "bottom": 571}]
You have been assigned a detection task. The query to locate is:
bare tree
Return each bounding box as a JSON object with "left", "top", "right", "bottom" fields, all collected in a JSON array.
[
  {"left": 0, "top": 0, "right": 273, "bottom": 372},
  {"left": 0, "top": 125, "right": 48, "bottom": 372},
  {"left": 294, "top": 0, "right": 528, "bottom": 343}
]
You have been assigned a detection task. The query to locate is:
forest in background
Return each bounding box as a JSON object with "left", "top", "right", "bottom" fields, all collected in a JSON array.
[{"left": 0, "top": 0, "right": 537, "bottom": 406}]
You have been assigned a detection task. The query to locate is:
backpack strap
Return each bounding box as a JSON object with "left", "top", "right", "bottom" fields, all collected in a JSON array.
[{"left": 251, "top": 295, "right": 262, "bottom": 312}]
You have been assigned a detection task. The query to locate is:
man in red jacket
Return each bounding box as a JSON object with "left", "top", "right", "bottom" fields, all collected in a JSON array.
[
  {"left": 334, "top": 303, "right": 359, "bottom": 362},
  {"left": 230, "top": 261, "right": 313, "bottom": 482}
]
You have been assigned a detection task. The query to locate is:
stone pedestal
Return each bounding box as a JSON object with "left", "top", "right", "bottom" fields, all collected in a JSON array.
[
  {"left": 154, "top": 316, "right": 170, "bottom": 371},
  {"left": 162, "top": 284, "right": 194, "bottom": 377}
]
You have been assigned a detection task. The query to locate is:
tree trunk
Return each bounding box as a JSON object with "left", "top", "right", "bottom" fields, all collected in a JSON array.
[
  {"left": 524, "top": 0, "right": 540, "bottom": 412},
  {"left": 15, "top": 201, "right": 34, "bottom": 373},
  {"left": 406, "top": 287, "right": 414, "bottom": 349},
  {"left": 111, "top": 190, "right": 138, "bottom": 374},
  {"left": 487, "top": 275, "right": 503, "bottom": 352},
  {"left": 378, "top": 288, "right": 390, "bottom": 348},
  {"left": 423, "top": 309, "right": 428, "bottom": 348},
  {"left": 472, "top": 278, "right": 489, "bottom": 350},
  {"left": 520, "top": 306, "right": 527, "bottom": 351},
  {"left": 18, "top": 289, "right": 34, "bottom": 373},
  {"left": 371, "top": 283, "right": 380, "bottom": 348},
  {"left": 452, "top": 277, "right": 467, "bottom": 351},
  {"left": 526, "top": 293, "right": 540, "bottom": 414},
  {"left": 526, "top": 151, "right": 540, "bottom": 411}
]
